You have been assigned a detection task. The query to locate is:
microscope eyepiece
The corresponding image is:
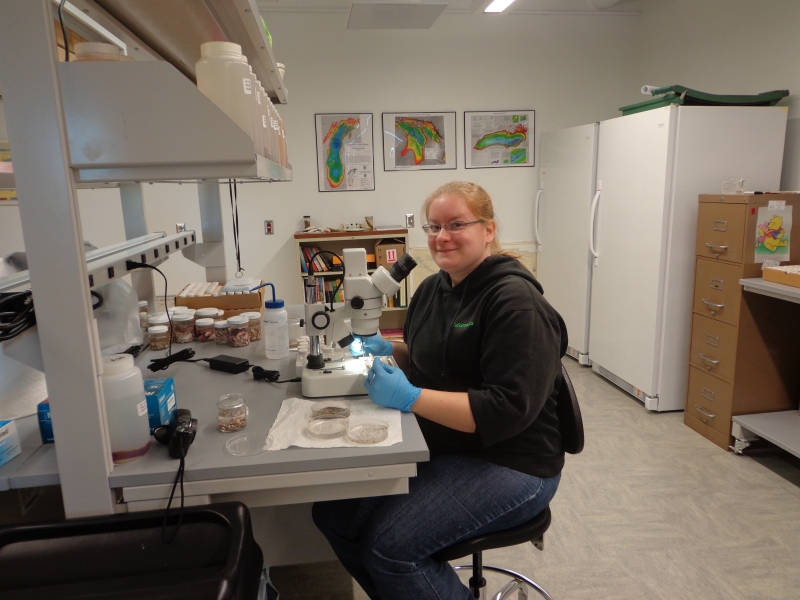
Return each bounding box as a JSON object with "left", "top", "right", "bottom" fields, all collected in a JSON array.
[{"left": 388, "top": 253, "right": 417, "bottom": 283}]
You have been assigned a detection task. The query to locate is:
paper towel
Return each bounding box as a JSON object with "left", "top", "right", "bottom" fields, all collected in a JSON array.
[{"left": 268, "top": 397, "right": 402, "bottom": 450}]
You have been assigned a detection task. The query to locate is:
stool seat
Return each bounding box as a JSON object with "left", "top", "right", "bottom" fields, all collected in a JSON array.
[{"left": 432, "top": 507, "right": 551, "bottom": 563}]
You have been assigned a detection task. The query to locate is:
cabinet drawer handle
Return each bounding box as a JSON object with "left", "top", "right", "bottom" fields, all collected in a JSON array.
[
  {"left": 702, "top": 299, "right": 724, "bottom": 310},
  {"left": 695, "top": 405, "right": 716, "bottom": 419},
  {"left": 698, "top": 354, "right": 720, "bottom": 369},
  {"left": 705, "top": 243, "right": 729, "bottom": 250}
]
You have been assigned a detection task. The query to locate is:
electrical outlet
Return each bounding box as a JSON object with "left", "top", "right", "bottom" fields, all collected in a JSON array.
[
  {"left": 264, "top": 220, "right": 274, "bottom": 235},
  {"left": 176, "top": 223, "right": 186, "bottom": 233},
  {"left": 405, "top": 213, "right": 415, "bottom": 228}
]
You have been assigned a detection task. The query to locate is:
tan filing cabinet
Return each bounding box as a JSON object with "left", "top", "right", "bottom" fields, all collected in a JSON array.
[{"left": 685, "top": 194, "right": 800, "bottom": 450}]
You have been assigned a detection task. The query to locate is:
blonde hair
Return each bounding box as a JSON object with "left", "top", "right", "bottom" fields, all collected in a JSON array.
[{"left": 422, "top": 181, "right": 519, "bottom": 257}]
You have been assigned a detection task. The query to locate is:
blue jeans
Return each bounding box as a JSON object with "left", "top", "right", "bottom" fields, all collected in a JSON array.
[{"left": 312, "top": 455, "right": 561, "bottom": 600}]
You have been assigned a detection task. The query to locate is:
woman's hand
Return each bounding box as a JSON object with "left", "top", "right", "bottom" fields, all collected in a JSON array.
[
  {"left": 350, "top": 334, "right": 393, "bottom": 357},
  {"left": 363, "top": 361, "right": 420, "bottom": 412}
]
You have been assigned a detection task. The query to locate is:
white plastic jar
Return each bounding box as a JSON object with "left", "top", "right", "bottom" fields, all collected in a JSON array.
[
  {"left": 101, "top": 354, "right": 151, "bottom": 464},
  {"left": 195, "top": 42, "right": 254, "bottom": 143}
]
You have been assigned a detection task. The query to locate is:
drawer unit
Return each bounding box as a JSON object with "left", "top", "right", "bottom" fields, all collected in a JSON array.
[
  {"left": 689, "top": 313, "right": 737, "bottom": 382},
  {"left": 687, "top": 365, "right": 733, "bottom": 437},
  {"left": 692, "top": 259, "right": 743, "bottom": 325},
  {"left": 695, "top": 203, "right": 746, "bottom": 264},
  {"left": 686, "top": 194, "right": 800, "bottom": 451}
]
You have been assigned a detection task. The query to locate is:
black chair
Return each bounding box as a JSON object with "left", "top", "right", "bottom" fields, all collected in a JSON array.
[{"left": 433, "top": 363, "right": 584, "bottom": 600}]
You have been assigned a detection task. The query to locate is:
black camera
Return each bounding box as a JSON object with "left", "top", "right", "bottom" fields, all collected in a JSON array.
[{"left": 154, "top": 409, "right": 197, "bottom": 459}]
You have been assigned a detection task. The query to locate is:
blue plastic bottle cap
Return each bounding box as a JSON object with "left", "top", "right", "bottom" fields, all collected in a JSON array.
[{"left": 266, "top": 299, "right": 284, "bottom": 309}]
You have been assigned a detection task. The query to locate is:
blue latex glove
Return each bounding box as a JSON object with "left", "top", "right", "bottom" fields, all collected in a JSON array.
[
  {"left": 350, "top": 334, "right": 393, "bottom": 357},
  {"left": 363, "top": 361, "right": 421, "bottom": 413}
]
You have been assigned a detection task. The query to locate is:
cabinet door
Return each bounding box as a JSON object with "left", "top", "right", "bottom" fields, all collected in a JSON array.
[
  {"left": 692, "top": 259, "right": 743, "bottom": 325},
  {"left": 686, "top": 365, "right": 733, "bottom": 437},
  {"left": 695, "top": 203, "right": 746, "bottom": 263}
]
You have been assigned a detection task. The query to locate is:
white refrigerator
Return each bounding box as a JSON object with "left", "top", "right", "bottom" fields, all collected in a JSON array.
[
  {"left": 536, "top": 123, "right": 599, "bottom": 365},
  {"left": 588, "top": 105, "right": 787, "bottom": 411}
]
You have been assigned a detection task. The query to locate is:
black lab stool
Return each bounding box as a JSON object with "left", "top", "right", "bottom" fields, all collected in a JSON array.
[{"left": 433, "top": 363, "right": 584, "bottom": 599}]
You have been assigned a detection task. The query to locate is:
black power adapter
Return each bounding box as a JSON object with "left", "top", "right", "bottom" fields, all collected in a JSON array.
[{"left": 206, "top": 355, "right": 252, "bottom": 374}]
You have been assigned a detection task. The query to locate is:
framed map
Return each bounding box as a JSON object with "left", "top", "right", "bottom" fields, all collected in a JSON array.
[
  {"left": 382, "top": 112, "right": 456, "bottom": 171},
  {"left": 464, "top": 110, "right": 535, "bottom": 169},
  {"left": 315, "top": 113, "right": 375, "bottom": 192}
]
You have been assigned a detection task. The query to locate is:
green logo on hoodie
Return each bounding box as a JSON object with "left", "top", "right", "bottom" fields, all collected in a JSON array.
[{"left": 453, "top": 321, "right": 474, "bottom": 328}]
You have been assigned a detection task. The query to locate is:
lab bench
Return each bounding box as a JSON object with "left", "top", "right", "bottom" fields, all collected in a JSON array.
[{"left": 1, "top": 343, "right": 429, "bottom": 563}]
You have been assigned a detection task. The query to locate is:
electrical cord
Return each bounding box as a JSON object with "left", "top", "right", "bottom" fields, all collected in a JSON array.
[
  {"left": 126, "top": 261, "right": 173, "bottom": 358},
  {"left": 0, "top": 289, "right": 103, "bottom": 342},
  {"left": 161, "top": 456, "right": 185, "bottom": 545},
  {"left": 251, "top": 365, "right": 300, "bottom": 383},
  {"left": 228, "top": 179, "right": 244, "bottom": 276},
  {"left": 58, "top": 0, "right": 69, "bottom": 62}
]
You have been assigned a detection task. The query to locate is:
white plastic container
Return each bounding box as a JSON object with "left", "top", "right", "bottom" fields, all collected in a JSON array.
[
  {"left": 101, "top": 354, "right": 151, "bottom": 464},
  {"left": 196, "top": 42, "right": 255, "bottom": 143},
  {"left": 263, "top": 285, "right": 289, "bottom": 359}
]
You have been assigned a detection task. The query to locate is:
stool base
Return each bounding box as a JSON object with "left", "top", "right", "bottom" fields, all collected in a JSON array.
[{"left": 453, "top": 564, "right": 554, "bottom": 600}]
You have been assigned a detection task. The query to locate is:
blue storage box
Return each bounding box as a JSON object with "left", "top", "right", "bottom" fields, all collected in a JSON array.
[{"left": 143, "top": 378, "right": 177, "bottom": 434}]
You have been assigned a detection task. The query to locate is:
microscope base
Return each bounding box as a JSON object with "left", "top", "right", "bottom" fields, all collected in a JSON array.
[{"left": 301, "top": 356, "right": 369, "bottom": 398}]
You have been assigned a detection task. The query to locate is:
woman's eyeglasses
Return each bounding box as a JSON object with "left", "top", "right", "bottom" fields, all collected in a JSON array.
[{"left": 422, "top": 220, "right": 485, "bottom": 235}]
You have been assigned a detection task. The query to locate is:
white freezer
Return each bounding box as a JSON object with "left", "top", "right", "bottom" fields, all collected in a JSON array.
[
  {"left": 536, "top": 124, "right": 598, "bottom": 365},
  {"left": 588, "top": 105, "right": 787, "bottom": 411}
]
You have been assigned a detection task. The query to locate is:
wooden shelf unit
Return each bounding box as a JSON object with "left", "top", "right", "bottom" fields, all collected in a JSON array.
[{"left": 294, "top": 229, "right": 410, "bottom": 331}]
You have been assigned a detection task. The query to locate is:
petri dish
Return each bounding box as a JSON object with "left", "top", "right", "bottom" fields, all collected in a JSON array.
[
  {"left": 225, "top": 432, "right": 273, "bottom": 456},
  {"left": 307, "top": 417, "right": 348, "bottom": 439},
  {"left": 310, "top": 400, "right": 350, "bottom": 420},
  {"left": 346, "top": 419, "right": 389, "bottom": 445}
]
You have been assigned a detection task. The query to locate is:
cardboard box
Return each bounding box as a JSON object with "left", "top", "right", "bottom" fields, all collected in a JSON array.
[
  {"left": 143, "top": 378, "right": 178, "bottom": 434},
  {"left": 37, "top": 400, "right": 54, "bottom": 444},
  {"left": 374, "top": 239, "right": 406, "bottom": 269},
  {"left": 762, "top": 266, "right": 800, "bottom": 289},
  {"left": 175, "top": 283, "right": 265, "bottom": 320},
  {"left": 0, "top": 420, "right": 21, "bottom": 468}
]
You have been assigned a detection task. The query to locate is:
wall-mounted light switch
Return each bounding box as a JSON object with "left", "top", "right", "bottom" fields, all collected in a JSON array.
[
  {"left": 405, "top": 213, "right": 415, "bottom": 228},
  {"left": 265, "top": 220, "right": 274, "bottom": 235}
]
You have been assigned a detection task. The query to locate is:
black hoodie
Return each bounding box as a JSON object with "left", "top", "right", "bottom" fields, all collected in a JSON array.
[{"left": 404, "top": 255, "right": 567, "bottom": 478}]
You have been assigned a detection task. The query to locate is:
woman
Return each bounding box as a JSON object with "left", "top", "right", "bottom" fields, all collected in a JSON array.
[{"left": 313, "top": 181, "right": 567, "bottom": 600}]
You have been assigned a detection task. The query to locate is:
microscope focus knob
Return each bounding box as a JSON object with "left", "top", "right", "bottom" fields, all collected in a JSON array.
[
  {"left": 351, "top": 296, "right": 365, "bottom": 310},
  {"left": 311, "top": 311, "right": 330, "bottom": 330}
]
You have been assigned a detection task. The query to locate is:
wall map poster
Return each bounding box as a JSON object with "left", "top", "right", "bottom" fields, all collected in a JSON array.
[
  {"left": 382, "top": 112, "right": 456, "bottom": 171},
  {"left": 465, "top": 110, "right": 535, "bottom": 169},
  {"left": 315, "top": 113, "right": 375, "bottom": 192},
  {"left": 755, "top": 204, "right": 792, "bottom": 263}
]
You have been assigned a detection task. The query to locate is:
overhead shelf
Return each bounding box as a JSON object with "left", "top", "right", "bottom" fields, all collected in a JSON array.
[
  {"left": 0, "top": 231, "right": 196, "bottom": 293},
  {"left": 68, "top": 0, "right": 288, "bottom": 103},
  {"left": 58, "top": 62, "right": 292, "bottom": 184}
]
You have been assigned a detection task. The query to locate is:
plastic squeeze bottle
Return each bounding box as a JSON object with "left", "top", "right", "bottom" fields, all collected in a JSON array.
[{"left": 263, "top": 283, "right": 289, "bottom": 359}]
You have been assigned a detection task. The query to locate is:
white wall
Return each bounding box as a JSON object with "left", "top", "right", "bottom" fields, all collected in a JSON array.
[
  {"left": 636, "top": 0, "right": 800, "bottom": 189},
  {"left": 222, "top": 10, "right": 640, "bottom": 302}
]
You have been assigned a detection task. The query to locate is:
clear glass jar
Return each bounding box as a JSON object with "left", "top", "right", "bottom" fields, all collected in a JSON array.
[
  {"left": 195, "top": 318, "right": 215, "bottom": 342},
  {"left": 148, "top": 325, "right": 170, "bottom": 350},
  {"left": 214, "top": 320, "right": 229, "bottom": 345},
  {"left": 138, "top": 301, "right": 149, "bottom": 331},
  {"left": 217, "top": 393, "right": 248, "bottom": 432},
  {"left": 243, "top": 311, "right": 262, "bottom": 342},
  {"left": 172, "top": 313, "right": 195, "bottom": 343},
  {"left": 227, "top": 315, "right": 250, "bottom": 347}
]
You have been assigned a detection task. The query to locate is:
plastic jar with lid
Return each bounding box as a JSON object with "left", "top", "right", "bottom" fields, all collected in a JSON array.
[
  {"left": 148, "top": 325, "right": 170, "bottom": 351},
  {"left": 172, "top": 313, "right": 195, "bottom": 343},
  {"left": 227, "top": 315, "right": 250, "bottom": 347},
  {"left": 217, "top": 393, "right": 248, "bottom": 433},
  {"left": 195, "top": 42, "right": 254, "bottom": 143},
  {"left": 214, "top": 320, "right": 230, "bottom": 345},
  {"left": 242, "top": 312, "right": 262, "bottom": 342},
  {"left": 74, "top": 42, "right": 121, "bottom": 62},
  {"left": 195, "top": 318, "right": 215, "bottom": 342},
  {"left": 148, "top": 313, "right": 171, "bottom": 337},
  {"left": 138, "top": 301, "right": 149, "bottom": 331},
  {"left": 195, "top": 307, "right": 219, "bottom": 320},
  {"left": 101, "top": 354, "right": 151, "bottom": 464}
]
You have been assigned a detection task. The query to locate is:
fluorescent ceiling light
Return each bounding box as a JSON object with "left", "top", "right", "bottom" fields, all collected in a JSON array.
[{"left": 483, "top": 0, "right": 517, "bottom": 12}]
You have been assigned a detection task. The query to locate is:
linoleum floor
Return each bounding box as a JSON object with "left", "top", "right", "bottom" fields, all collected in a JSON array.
[{"left": 269, "top": 358, "right": 800, "bottom": 599}]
